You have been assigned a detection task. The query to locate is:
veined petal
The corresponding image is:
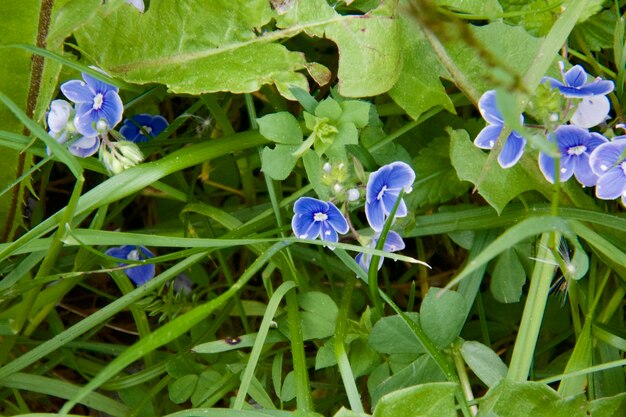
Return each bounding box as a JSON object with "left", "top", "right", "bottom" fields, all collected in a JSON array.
[
  {"left": 150, "top": 115, "right": 169, "bottom": 135},
  {"left": 570, "top": 95, "right": 610, "bottom": 128},
  {"left": 83, "top": 72, "right": 118, "bottom": 94},
  {"left": 587, "top": 132, "right": 609, "bottom": 151},
  {"left": 69, "top": 136, "right": 100, "bottom": 158},
  {"left": 554, "top": 125, "right": 587, "bottom": 151},
  {"left": 498, "top": 132, "right": 526, "bottom": 168},
  {"left": 325, "top": 202, "right": 349, "bottom": 234},
  {"left": 478, "top": 90, "right": 504, "bottom": 125},
  {"left": 385, "top": 161, "right": 416, "bottom": 191},
  {"left": 595, "top": 168, "right": 626, "bottom": 200},
  {"left": 320, "top": 222, "right": 339, "bottom": 243},
  {"left": 572, "top": 153, "right": 598, "bottom": 187},
  {"left": 578, "top": 79, "right": 614, "bottom": 96},
  {"left": 60, "top": 80, "right": 93, "bottom": 103},
  {"left": 563, "top": 65, "right": 587, "bottom": 87},
  {"left": 381, "top": 191, "right": 407, "bottom": 218},
  {"left": 589, "top": 139, "right": 626, "bottom": 176},
  {"left": 383, "top": 231, "right": 405, "bottom": 252},
  {"left": 292, "top": 213, "right": 321, "bottom": 239},
  {"left": 47, "top": 99, "right": 72, "bottom": 132},
  {"left": 105, "top": 245, "right": 134, "bottom": 259},
  {"left": 73, "top": 106, "right": 99, "bottom": 137},
  {"left": 538, "top": 152, "right": 557, "bottom": 184},
  {"left": 120, "top": 120, "right": 141, "bottom": 142},
  {"left": 474, "top": 124, "right": 502, "bottom": 149},
  {"left": 366, "top": 199, "right": 385, "bottom": 232},
  {"left": 100, "top": 90, "right": 124, "bottom": 128}
]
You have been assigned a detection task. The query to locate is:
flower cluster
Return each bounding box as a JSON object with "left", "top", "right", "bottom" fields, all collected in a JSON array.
[
  {"left": 473, "top": 62, "right": 624, "bottom": 206},
  {"left": 46, "top": 70, "right": 168, "bottom": 174},
  {"left": 292, "top": 161, "right": 415, "bottom": 272}
]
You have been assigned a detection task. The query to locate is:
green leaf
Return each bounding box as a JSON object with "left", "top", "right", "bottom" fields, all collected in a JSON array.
[
  {"left": 573, "top": 10, "right": 617, "bottom": 52},
  {"left": 278, "top": 291, "right": 339, "bottom": 340},
  {"left": 419, "top": 288, "right": 466, "bottom": 348},
  {"left": 316, "top": 97, "right": 343, "bottom": 121},
  {"left": 280, "top": 371, "right": 296, "bottom": 402},
  {"left": 449, "top": 128, "right": 537, "bottom": 213},
  {"left": 261, "top": 144, "right": 299, "bottom": 180},
  {"left": 368, "top": 313, "right": 426, "bottom": 355},
  {"left": 408, "top": 137, "right": 470, "bottom": 207},
  {"left": 339, "top": 100, "right": 371, "bottom": 128},
  {"left": 333, "top": 408, "right": 370, "bottom": 417},
  {"left": 491, "top": 247, "right": 527, "bottom": 303},
  {"left": 435, "top": 0, "right": 503, "bottom": 17},
  {"left": 373, "top": 382, "right": 457, "bottom": 417},
  {"left": 258, "top": 112, "right": 303, "bottom": 145},
  {"left": 480, "top": 379, "right": 588, "bottom": 417},
  {"left": 460, "top": 340, "right": 508, "bottom": 388},
  {"left": 302, "top": 150, "right": 329, "bottom": 200},
  {"left": 388, "top": 16, "right": 454, "bottom": 119},
  {"left": 589, "top": 393, "right": 626, "bottom": 417},
  {"left": 168, "top": 374, "right": 199, "bottom": 404}
]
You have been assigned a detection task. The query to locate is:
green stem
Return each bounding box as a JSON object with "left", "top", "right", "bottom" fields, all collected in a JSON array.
[
  {"left": 507, "top": 232, "right": 558, "bottom": 382},
  {"left": 453, "top": 343, "right": 477, "bottom": 416}
]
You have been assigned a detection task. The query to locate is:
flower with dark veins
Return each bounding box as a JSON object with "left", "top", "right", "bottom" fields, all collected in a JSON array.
[
  {"left": 543, "top": 64, "right": 614, "bottom": 98},
  {"left": 120, "top": 114, "right": 169, "bottom": 143},
  {"left": 365, "top": 162, "right": 415, "bottom": 232},
  {"left": 60, "top": 72, "right": 123, "bottom": 137},
  {"left": 47, "top": 99, "right": 100, "bottom": 157},
  {"left": 538, "top": 125, "right": 607, "bottom": 187},
  {"left": 356, "top": 231, "right": 405, "bottom": 272},
  {"left": 291, "top": 197, "right": 349, "bottom": 245},
  {"left": 589, "top": 138, "right": 626, "bottom": 206}
]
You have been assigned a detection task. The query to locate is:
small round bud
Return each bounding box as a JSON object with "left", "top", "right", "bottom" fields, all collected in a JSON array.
[
  {"left": 347, "top": 188, "right": 360, "bottom": 201},
  {"left": 323, "top": 162, "right": 332, "bottom": 173},
  {"left": 96, "top": 119, "right": 109, "bottom": 133}
]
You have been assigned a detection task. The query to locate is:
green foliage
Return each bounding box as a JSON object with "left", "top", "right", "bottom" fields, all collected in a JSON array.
[{"left": 373, "top": 382, "right": 457, "bottom": 417}]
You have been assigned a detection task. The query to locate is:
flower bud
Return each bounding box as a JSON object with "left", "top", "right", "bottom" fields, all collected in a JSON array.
[
  {"left": 48, "top": 100, "right": 73, "bottom": 133},
  {"left": 101, "top": 141, "right": 144, "bottom": 175},
  {"left": 347, "top": 188, "right": 360, "bottom": 201}
]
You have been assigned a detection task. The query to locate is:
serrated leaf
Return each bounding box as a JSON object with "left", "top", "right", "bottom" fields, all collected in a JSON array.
[
  {"left": 449, "top": 128, "right": 537, "bottom": 213},
  {"left": 373, "top": 382, "right": 457, "bottom": 417},
  {"left": 420, "top": 288, "right": 466, "bottom": 348},
  {"left": 388, "top": 16, "right": 454, "bottom": 120},
  {"left": 460, "top": 340, "right": 508, "bottom": 388},
  {"left": 257, "top": 112, "right": 303, "bottom": 145},
  {"left": 408, "top": 137, "right": 470, "bottom": 207}
]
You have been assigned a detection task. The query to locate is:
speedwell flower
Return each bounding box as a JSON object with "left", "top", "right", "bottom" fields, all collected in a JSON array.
[
  {"left": 538, "top": 125, "right": 608, "bottom": 187},
  {"left": 120, "top": 114, "right": 169, "bottom": 143},
  {"left": 356, "top": 231, "right": 405, "bottom": 272},
  {"left": 589, "top": 138, "right": 626, "bottom": 206},
  {"left": 543, "top": 64, "right": 614, "bottom": 98},
  {"left": 570, "top": 95, "right": 611, "bottom": 129},
  {"left": 60, "top": 72, "right": 123, "bottom": 137},
  {"left": 47, "top": 99, "right": 100, "bottom": 158},
  {"left": 291, "top": 197, "right": 349, "bottom": 244},
  {"left": 105, "top": 245, "right": 155, "bottom": 285},
  {"left": 474, "top": 90, "right": 526, "bottom": 168},
  {"left": 365, "top": 162, "right": 415, "bottom": 232}
]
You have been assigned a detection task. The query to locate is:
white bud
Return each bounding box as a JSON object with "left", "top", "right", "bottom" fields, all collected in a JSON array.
[
  {"left": 549, "top": 113, "right": 559, "bottom": 122},
  {"left": 333, "top": 183, "right": 343, "bottom": 193},
  {"left": 347, "top": 188, "right": 360, "bottom": 201},
  {"left": 96, "top": 119, "right": 109, "bottom": 133},
  {"left": 47, "top": 100, "right": 73, "bottom": 133},
  {"left": 323, "top": 162, "right": 332, "bottom": 173}
]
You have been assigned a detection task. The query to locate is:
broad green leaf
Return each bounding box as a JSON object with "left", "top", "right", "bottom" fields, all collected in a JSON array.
[
  {"left": 449, "top": 128, "right": 538, "bottom": 213},
  {"left": 573, "top": 10, "right": 616, "bottom": 52},
  {"left": 277, "top": 291, "right": 338, "bottom": 340},
  {"left": 373, "top": 382, "right": 457, "bottom": 417},
  {"left": 408, "top": 137, "right": 470, "bottom": 207},
  {"left": 420, "top": 288, "right": 466, "bottom": 348},
  {"left": 491, "top": 247, "right": 527, "bottom": 303},
  {"left": 258, "top": 112, "right": 303, "bottom": 145},
  {"left": 388, "top": 16, "right": 454, "bottom": 119},
  {"left": 479, "top": 379, "right": 588, "bottom": 417},
  {"left": 280, "top": 371, "right": 296, "bottom": 402},
  {"left": 368, "top": 313, "right": 426, "bottom": 355},
  {"left": 261, "top": 144, "right": 300, "bottom": 180},
  {"left": 589, "top": 393, "right": 626, "bottom": 417},
  {"left": 169, "top": 374, "right": 198, "bottom": 404},
  {"left": 460, "top": 340, "right": 508, "bottom": 388},
  {"left": 339, "top": 100, "right": 371, "bottom": 128},
  {"left": 302, "top": 150, "right": 329, "bottom": 200},
  {"left": 191, "top": 370, "right": 222, "bottom": 406},
  {"left": 436, "top": 0, "right": 503, "bottom": 17}
]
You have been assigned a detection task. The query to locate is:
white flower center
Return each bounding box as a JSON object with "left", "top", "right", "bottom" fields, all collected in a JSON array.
[
  {"left": 567, "top": 145, "right": 587, "bottom": 156},
  {"left": 127, "top": 249, "right": 140, "bottom": 261},
  {"left": 142, "top": 125, "right": 153, "bottom": 135},
  {"left": 93, "top": 93, "right": 104, "bottom": 110},
  {"left": 377, "top": 185, "right": 387, "bottom": 201},
  {"left": 313, "top": 212, "right": 328, "bottom": 222}
]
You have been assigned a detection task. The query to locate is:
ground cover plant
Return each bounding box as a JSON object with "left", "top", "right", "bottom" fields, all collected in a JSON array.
[{"left": 0, "top": 0, "right": 625, "bottom": 415}]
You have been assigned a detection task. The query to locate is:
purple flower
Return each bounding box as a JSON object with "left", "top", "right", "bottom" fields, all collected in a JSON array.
[
  {"left": 538, "top": 125, "right": 608, "bottom": 187},
  {"left": 60, "top": 72, "right": 123, "bottom": 137},
  {"left": 474, "top": 90, "right": 526, "bottom": 168},
  {"left": 47, "top": 99, "right": 99, "bottom": 158},
  {"left": 105, "top": 245, "right": 155, "bottom": 286},
  {"left": 120, "top": 114, "right": 169, "bottom": 143},
  {"left": 125, "top": 0, "right": 145, "bottom": 12},
  {"left": 365, "top": 162, "right": 415, "bottom": 232},
  {"left": 291, "top": 197, "right": 349, "bottom": 244},
  {"left": 356, "top": 231, "right": 405, "bottom": 272},
  {"left": 543, "top": 64, "right": 614, "bottom": 98},
  {"left": 589, "top": 138, "right": 626, "bottom": 206}
]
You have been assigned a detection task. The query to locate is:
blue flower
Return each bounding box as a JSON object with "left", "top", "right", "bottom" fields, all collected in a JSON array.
[
  {"left": 105, "top": 245, "right": 155, "bottom": 286},
  {"left": 125, "top": 0, "right": 145, "bottom": 12},
  {"left": 543, "top": 64, "right": 614, "bottom": 98},
  {"left": 538, "top": 125, "right": 607, "bottom": 187},
  {"left": 291, "top": 197, "right": 349, "bottom": 244},
  {"left": 474, "top": 90, "right": 526, "bottom": 168},
  {"left": 120, "top": 114, "right": 169, "bottom": 143},
  {"left": 365, "top": 162, "right": 415, "bottom": 232},
  {"left": 589, "top": 138, "right": 626, "bottom": 206},
  {"left": 60, "top": 72, "right": 123, "bottom": 137},
  {"left": 356, "top": 231, "right": 405, "bottom": 272},
  {"left": 47, "top": 99, "right": 100, "bottom": 158},
  {"left": 570, "top": 95, "right": 611, "bottom": 129}
]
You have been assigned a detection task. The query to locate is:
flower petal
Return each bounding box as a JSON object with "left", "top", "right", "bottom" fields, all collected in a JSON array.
[
  {"left": 60, "top": 80, "right": 93, "bottom": 103},
  {"left": 99, "top": 90, "right": 124, "bottom": 128},
  {"left": 73, "top": 106, "right": 99, "bottom": 137},
  {"left": 538, "top": 152, "right": 557, "bottom": 184},
  {"left": 320, "top": 221, "right": 339, "bottom": 243},
  {"left": 578, "top": 79, "right": 614, "bottom": 96},
  {"left": 563, "top": 65, "right": 587, "bottom": 87},
  {"left": 498, "top": 132, "right": 526, "bottom": 168},
  {"left": 82, "top": 72, "right": 118, "bottom": 94},
  {"left": 69, "top": 136, "right": 100, "bottom": 158},
  {"left": 47, "top": 99, "right": 72, "bottom": 132},
  {"left": 474, "top": 124, "right": 502, "bottom": 150},
  {"left": 150, "top": 115, "right": 169, "bottom": 136},
  {"left": 572, "top": 153, "right": 598, "bottom": 187},
  {"left": 120, "top": 120, "right": 141, "bottom": 142},
  {"left": 595, "top": 168, "right": 626, "bottom": 200},
  {"left": 589, "top": 139, "right": 626, "bottom": 176},
  {"left": 570, "top": 95, "right": 610, "bottom": 128},
  {"left": 383, "top": 231, "right": 405, "bottom": 252},
  {"left": 325, "top": 201, "right": 349, "bottom": 234},
  {"left": 385, "top": 161, "right": 416, "bottom": 192},
  {"left": 366, "top": 199, "right": 385, "bottom": 232},
  {"left": 478, "top": 90, "right": 503, "bottom": 125}
]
